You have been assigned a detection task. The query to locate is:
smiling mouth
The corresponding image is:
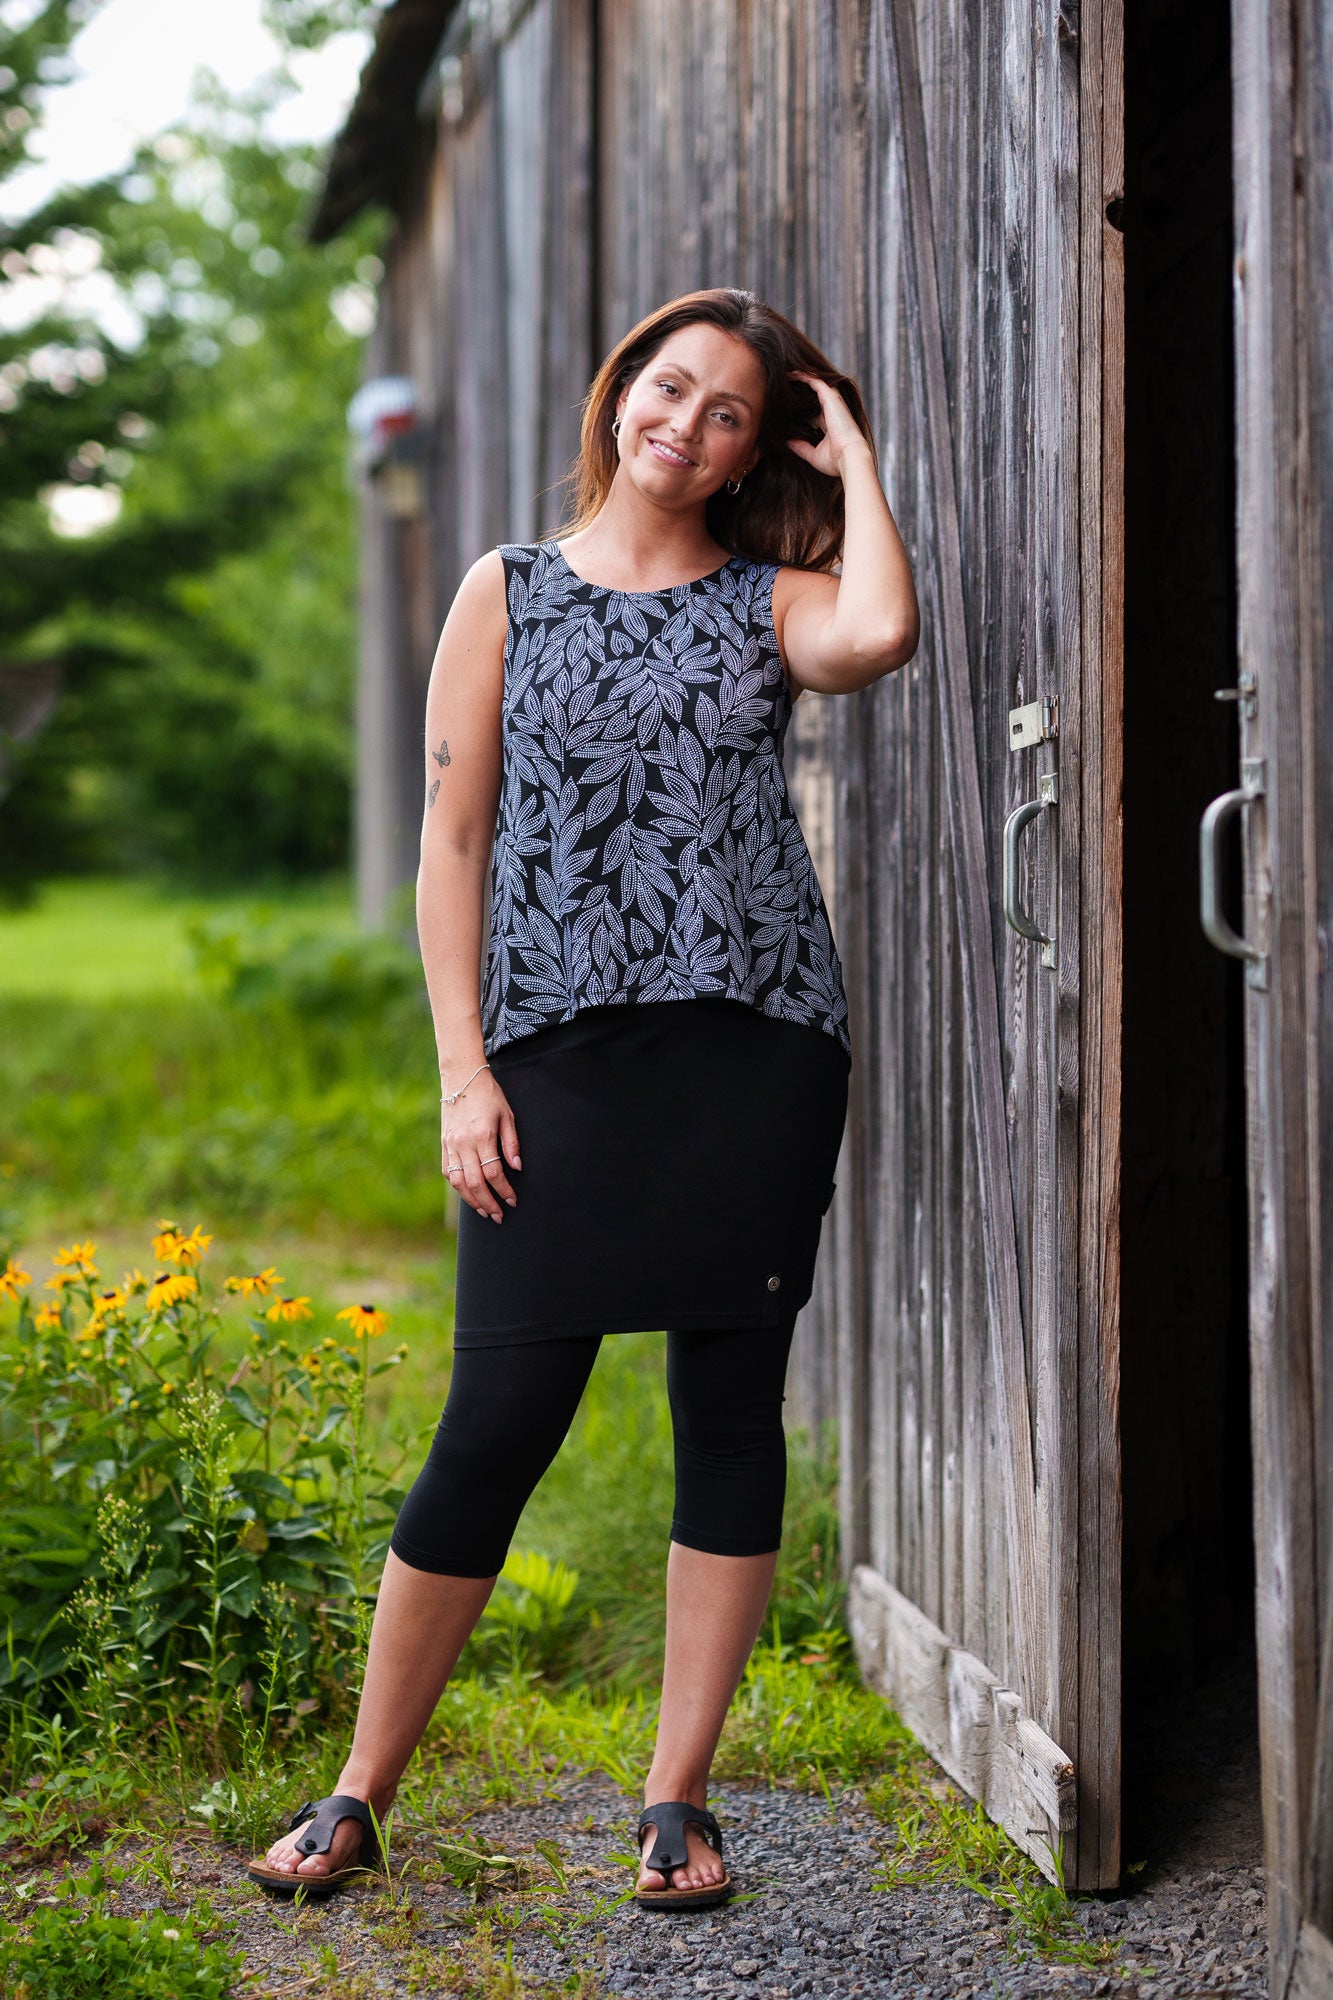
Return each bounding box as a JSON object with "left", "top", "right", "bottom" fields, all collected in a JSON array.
[{"left": 646, "top": 436, "right": 696, "bottom": 468}]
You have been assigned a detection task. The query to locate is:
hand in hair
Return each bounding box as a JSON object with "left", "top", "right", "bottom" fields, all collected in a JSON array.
[{"left": 785, "top": 370, "right": 873, "bottom": 480}]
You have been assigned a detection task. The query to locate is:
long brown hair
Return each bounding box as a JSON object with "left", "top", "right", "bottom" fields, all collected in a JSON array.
[{"left": 552, "top": 288, "right": 875, "bottom": 572}]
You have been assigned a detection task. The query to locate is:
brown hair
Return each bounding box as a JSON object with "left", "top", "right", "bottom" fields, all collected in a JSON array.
[{"left": 552, "top": 288, "right": 875, "bottom": 572}]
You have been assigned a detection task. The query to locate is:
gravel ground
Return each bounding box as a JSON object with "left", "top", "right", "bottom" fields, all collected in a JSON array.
[{"left": 2, "top": 1662, "right": 1269, "bottom": 1997}]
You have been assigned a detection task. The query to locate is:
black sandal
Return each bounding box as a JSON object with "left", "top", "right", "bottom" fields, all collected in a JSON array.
[
  {"left": 635, "top": 1801, "right": 733, "bottom": 1910},
  {"left": 246, "top": 1793, "right": 386, "bottom": 1898}
]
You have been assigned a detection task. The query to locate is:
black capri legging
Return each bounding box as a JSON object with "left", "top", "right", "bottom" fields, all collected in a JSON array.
[{"left": 389, "top": 1317, "right": 798, "bottom": 1579}]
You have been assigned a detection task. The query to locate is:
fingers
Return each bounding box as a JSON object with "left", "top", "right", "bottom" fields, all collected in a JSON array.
[
  {"left": 460, "top": 1152, "right": 500, "bottom": 1224},
  {"left": 445, "top": 1143, "right": 502, "bottom": 1222},
  {"left": 441, "top": 1078, "right": 521, "bottom": 1221},
  {"left": 482, "top": 1150, "right": 518, "bottom": 1210},
  {"left": 444, "top": 1127, "right": 520, "bottom": 1221}
]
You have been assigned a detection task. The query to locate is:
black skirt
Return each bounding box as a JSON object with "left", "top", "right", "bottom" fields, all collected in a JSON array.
[{"left": 452, "top": 996, "right": 851, "bottom": 1347}]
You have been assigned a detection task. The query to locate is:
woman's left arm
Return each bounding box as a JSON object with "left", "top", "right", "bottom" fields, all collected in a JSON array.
[{"left": 774, "top": 371, "right": 920, "bottom": 696}]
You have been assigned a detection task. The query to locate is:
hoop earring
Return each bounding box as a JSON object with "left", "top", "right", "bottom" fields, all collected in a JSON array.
[
  {"left": 611, "top": 417, "right": 622, "bottom": 436},
  {"left": 726, "top": 474, "right": 744, "bottom": 495}
]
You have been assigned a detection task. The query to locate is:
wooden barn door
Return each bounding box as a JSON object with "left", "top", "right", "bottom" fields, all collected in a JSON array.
[
  {"left": 1210, "top": 0, "right": 1333, "bottom": 1991},
  {"left": 845, "top": 0, "right": 1124, "bottom": 1894}
]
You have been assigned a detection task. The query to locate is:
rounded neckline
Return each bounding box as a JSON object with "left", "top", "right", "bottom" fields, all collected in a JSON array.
[{"left": 545, "top": 538, "right": 738, "bottom": 599}]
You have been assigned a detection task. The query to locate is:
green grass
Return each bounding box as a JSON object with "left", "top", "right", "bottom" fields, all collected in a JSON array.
[
  {"left": 0, "top": 875, "right": 356, "bottom": 1000},
  {"left": 0, "top": 877, "right": 438, "bottom": 1240}
]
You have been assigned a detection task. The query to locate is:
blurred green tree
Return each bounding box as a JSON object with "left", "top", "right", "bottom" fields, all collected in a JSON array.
[
  {"left": 260, "top": 0, "right": 383, "bottom": 49},
  {"left": 0, "top": 2, "right": 381, "bottom": 898}
]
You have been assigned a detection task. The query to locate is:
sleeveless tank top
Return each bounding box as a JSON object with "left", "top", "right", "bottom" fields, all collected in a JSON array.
[{"left": 480, "top": 537, "right": 851, "bottom": 1060}]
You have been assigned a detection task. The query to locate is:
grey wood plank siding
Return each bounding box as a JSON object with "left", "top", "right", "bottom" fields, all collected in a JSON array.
[
  {"left": 1076, "top": 0, "right": 1124, "bottom": 1897},
  {"left": 1228, "top": 0, "right": 1333, "bottom": 1983},
  {"left": 361, "top": 0, "right": 1121, "bottom": 1889}
]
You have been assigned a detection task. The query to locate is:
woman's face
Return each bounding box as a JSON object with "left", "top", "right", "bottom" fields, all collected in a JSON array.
[{"left": 613, "top": 322, "right": 766, "bottom": 505}]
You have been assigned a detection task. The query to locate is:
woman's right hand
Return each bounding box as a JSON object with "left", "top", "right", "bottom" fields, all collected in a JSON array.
[{"left": 442, "top": 1072, "right": 522, "bottom": 1222}]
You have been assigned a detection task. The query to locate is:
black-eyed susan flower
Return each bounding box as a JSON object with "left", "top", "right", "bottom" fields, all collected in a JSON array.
[
  {"left": 225, "top": 1267, "right": 283, "bottom": 1297},
  {"left": 152, "top": 1220, "right": 180, "bottom": 1259},
  {"left": 335, "top": 1304, "right": 390, "bottom": 1339},
  {"left": 122, "top": 1268, "right": 151, "bottom": 1295},
  {"left": 94, "top": 1287, "right": 127, "bottom": 1315},
  {"left": 54, "top": 1241, "right": 98, "bottom": 1274},
  {"left": 145, "top": 1272, "right": 198, "bottom": 1312},
  {"left": 161, "top": 1381, "right": 176, "bottom": 1396},
  {"left": 33, "top": 1305, "right": 61, "bottom": 1331},
  {"left": 265, "top": 1296, "right": 313, "bottom": 1324},
  {"left": 44, "top": 1270, "right": 80, "bottom": 1292},
  {"left": 171, "top": 1225, "right": 212, "bottom": 1267},
  {"left": 0, "top": 1257, "right": 31, "bottom": 1302}
]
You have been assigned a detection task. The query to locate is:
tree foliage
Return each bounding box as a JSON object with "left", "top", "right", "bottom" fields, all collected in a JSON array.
[
  {"left": 261, "top": 0, "right": 383, "bottom": 51},
  {"left": 0, "top": 8, "right": 381, "bottom": 897}
]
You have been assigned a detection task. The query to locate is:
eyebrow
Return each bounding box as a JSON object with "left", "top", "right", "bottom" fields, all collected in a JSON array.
[{"left": 655, "top": 360, "right": 754, "bottom": 413}]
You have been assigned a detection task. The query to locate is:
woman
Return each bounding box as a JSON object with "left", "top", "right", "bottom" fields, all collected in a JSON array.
[{"left": 248, "top": 287, "right": 918, "bottom": 1911}]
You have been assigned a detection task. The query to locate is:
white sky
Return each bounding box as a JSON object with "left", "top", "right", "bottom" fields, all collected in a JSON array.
[{"left": 1, "top": 0, "right": 372, "bottom": 223}]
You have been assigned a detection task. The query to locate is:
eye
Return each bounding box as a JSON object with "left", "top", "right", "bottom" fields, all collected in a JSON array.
[{"left": 656, "top": 379, "right": 680, "bottom": 396}]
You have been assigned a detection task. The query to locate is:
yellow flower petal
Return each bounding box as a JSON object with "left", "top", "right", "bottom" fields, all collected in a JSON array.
[{"left": 335, "top": 1304, "right": 390, "bottom": 1338}]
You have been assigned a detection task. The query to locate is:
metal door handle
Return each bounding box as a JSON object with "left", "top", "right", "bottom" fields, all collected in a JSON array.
[
  {"left": 1199, "top": 763, "right": 1267, "bottom": 985},
  {"left": 1003, "top": 772, "right": 1057, "bottom": 967}
]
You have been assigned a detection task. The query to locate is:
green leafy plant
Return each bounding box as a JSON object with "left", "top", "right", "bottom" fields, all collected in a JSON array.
[
  {"left": 0, "top": 1228, "right": 411, "bottom": 1744},
  {"left": 462, "top": 1551, "right": 588, "bottom": 1683},
  {"left": 0, "top": 1891, "right": 242, "bottom": 2000},
  {"left": 184, "top": 901, "right": 426, "bottom": 1026}
]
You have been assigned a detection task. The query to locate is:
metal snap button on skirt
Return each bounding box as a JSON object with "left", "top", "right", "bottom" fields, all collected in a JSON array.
[{"left": 451, "top": 996, "right": 851, "bottom": 1347}]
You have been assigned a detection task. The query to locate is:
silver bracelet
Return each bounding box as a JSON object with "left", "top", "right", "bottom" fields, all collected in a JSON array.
[{"left": 441, "top": 1061, "right": 490, "bottom": 1105}]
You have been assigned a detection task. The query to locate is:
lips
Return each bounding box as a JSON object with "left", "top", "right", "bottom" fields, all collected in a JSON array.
[{"left": 646, "top": 436, "right": 696, "bottom": 468}]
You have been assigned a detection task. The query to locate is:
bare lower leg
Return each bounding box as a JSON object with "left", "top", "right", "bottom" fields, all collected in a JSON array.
[
  {"left": 639, "top": 1542, "right": 778, "bottom": 1890},
  {"left": 263, "top": 1551, "right": 493, "bottom": 1876}
]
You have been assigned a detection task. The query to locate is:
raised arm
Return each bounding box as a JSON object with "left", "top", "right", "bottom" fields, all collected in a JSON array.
[
  {"left": 416, "top": 548, "right": 520, "bottom": 1221},
  {"left": 772, "top": 371, "right": 920, "bottom": 697}
]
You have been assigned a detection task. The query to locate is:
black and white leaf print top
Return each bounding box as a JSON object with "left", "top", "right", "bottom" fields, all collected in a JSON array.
[{"left": 480, "top": 538, "right": 851, "bottom": 1060}]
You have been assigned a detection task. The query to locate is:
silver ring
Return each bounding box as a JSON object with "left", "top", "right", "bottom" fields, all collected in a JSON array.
[
  {"left": 446, "top": 1161, "right": 462, "bottom": 1174},
  {"left": 480, "top": 1156, "right": 501, "bottom": 1166}
]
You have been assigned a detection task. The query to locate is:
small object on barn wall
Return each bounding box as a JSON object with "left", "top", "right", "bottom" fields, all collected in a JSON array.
[
  {"left": 1008, "top": 697, "right": 1059, "bottom": 748},
  {"left": 1199, "top": 758, "right": 1269, "bottom": 988},
  {"left": 1003, "top": 773, "right": 1059, "bottom": 967},
  {"left": 347, "top": 374, "right": 425, "bottom": 519},
  {"left": 1213, "top": 669, "right": 1257, "bottom": 721}
]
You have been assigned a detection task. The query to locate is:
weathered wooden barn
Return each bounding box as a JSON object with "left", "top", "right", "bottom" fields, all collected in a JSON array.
[{"left": 312, "top": 0, "right": 1333, "bottom": 1986}]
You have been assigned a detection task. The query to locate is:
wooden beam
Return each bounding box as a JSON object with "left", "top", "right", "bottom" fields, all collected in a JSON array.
[{"left": 850, "top": 1565, "right": 1076, "bottom": 1883}]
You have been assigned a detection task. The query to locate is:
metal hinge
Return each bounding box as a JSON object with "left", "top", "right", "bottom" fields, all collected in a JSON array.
[{"left": 1008, "top": 697, "right": 1058, "bottom": 750}]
